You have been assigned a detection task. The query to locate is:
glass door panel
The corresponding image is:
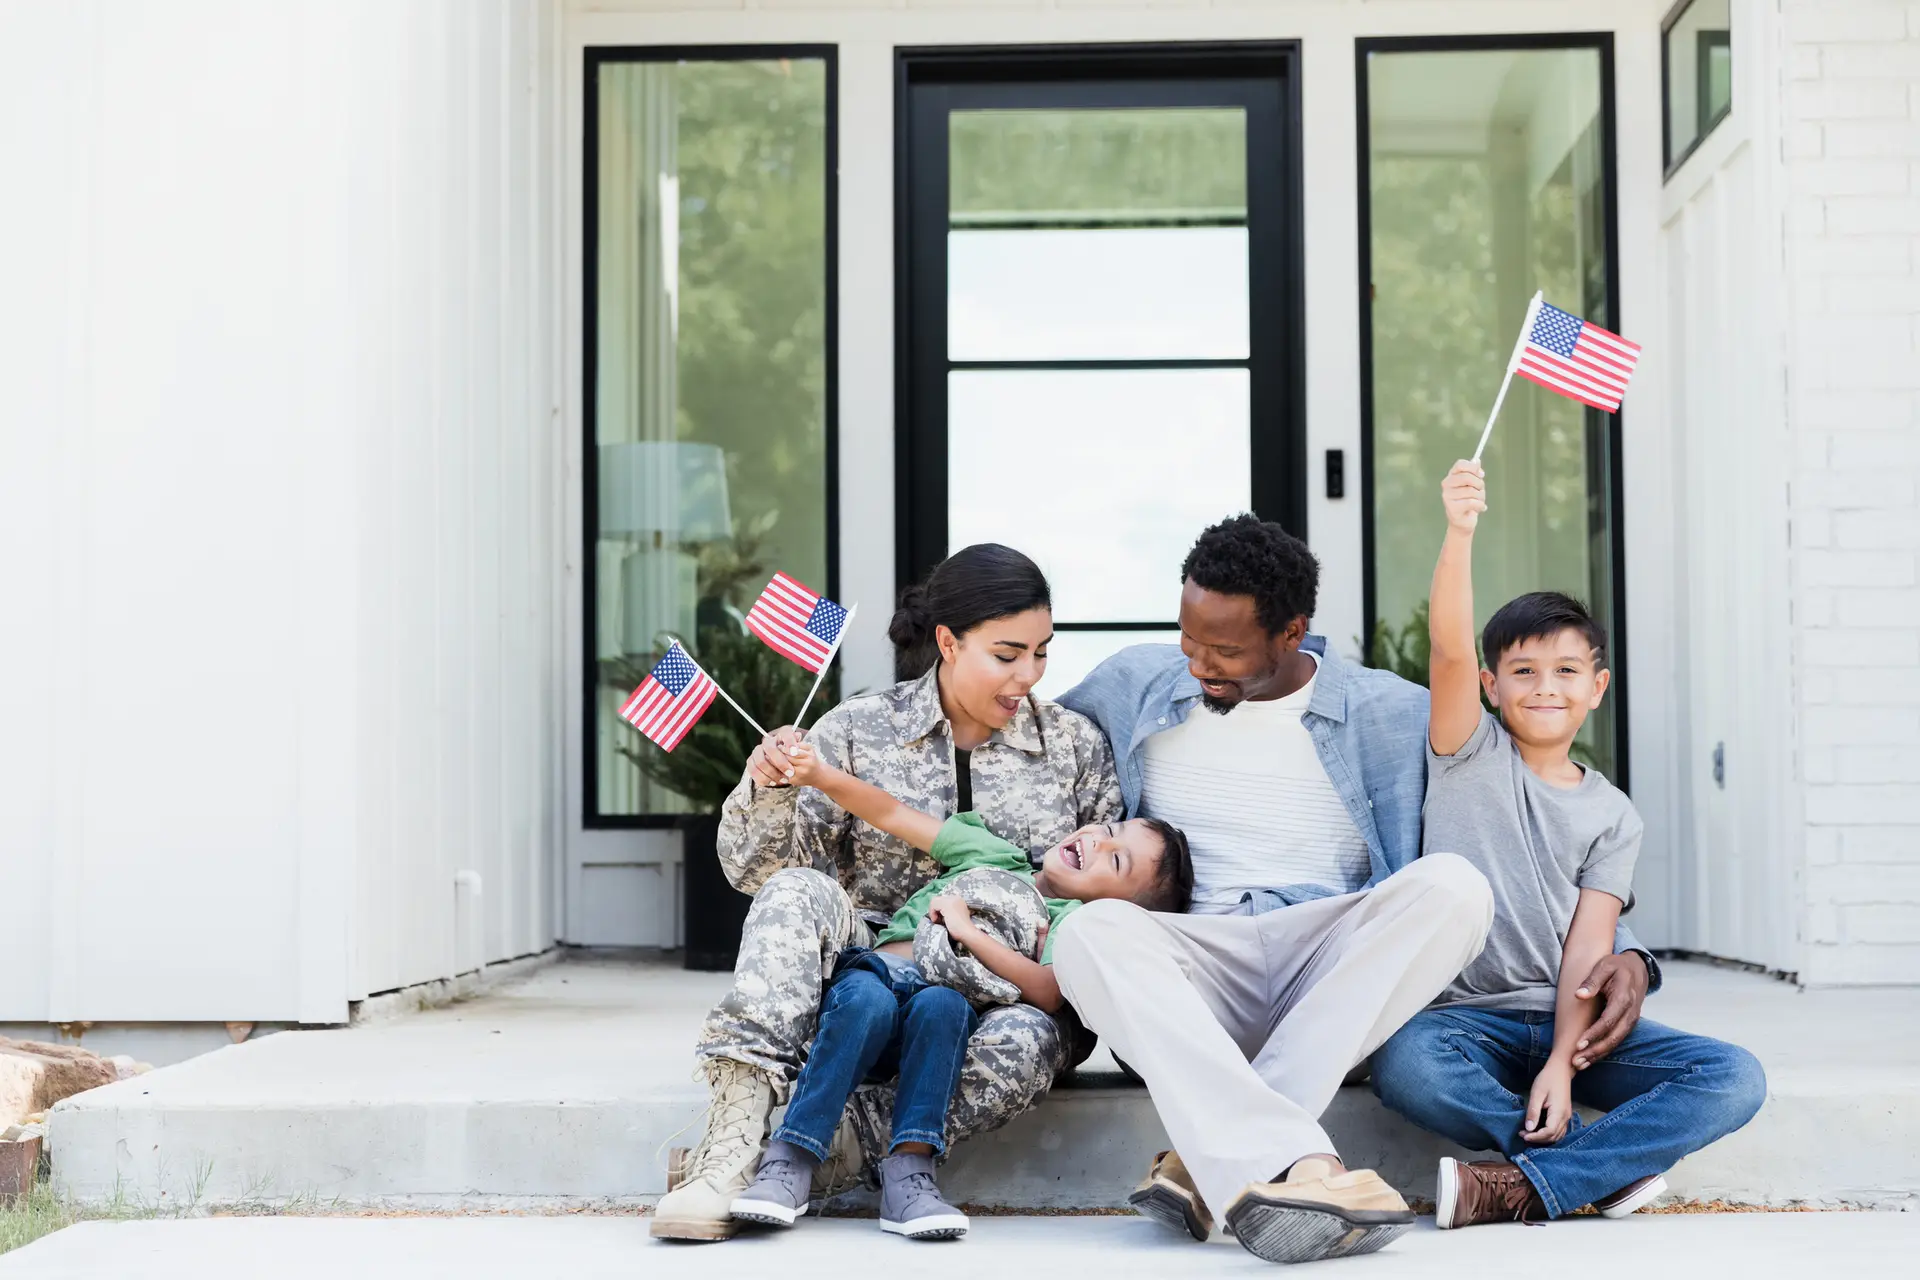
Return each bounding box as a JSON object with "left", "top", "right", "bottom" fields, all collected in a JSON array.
[
  {"left": 1361, "top": 42, "right": 1623, "bottom": 779},
  {"left": 900, "top": 59, "right": 1302, "bottom": 700}
]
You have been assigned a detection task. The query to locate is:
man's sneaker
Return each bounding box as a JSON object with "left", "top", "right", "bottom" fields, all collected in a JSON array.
[
  {"left": 730, "top": 1139, "right": 817, "bottom": 1227},
  {"left": 878, "top": 1151, "right": 969, "bottom": 1241},
  {"left": 1435, "top": 1157, "right": 1546, "bottom": 1229},
  {"left": 1594, "top": 1173, "right": 1667, "bottom": 1219},
  {"left": 1128, "top": 1149, "right": 1213, "bottom": 1241},
  {"left": 650, "top": 1059, "right": 776, "bottom": 1242},
  {"left": 1224, "top": 1157, "right": 1415, "bottom": 1263}
]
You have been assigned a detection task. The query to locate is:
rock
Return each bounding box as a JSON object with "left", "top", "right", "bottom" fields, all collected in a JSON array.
[
  {"left": 0, "top": 1037, "right": 119, "bottom": 1127},
  {"left": 0, "top": 1133, "right": 40, "bottom": 1204}
]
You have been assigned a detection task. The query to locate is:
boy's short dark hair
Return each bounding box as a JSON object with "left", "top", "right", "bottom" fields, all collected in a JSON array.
[
  {"left": 1137, "top": 818, "right": 1195, "bottom": 914},
  {"left": 1182, "top": 515, "right": 1320, "bottom": 637},
  {"left": 1480, "top": 591, "right": 1610, "bottom": 672}
]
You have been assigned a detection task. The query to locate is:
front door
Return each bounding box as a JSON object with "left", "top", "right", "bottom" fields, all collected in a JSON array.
[{"left": 896, "top": 46, "right": 1306, "bottom": 693}]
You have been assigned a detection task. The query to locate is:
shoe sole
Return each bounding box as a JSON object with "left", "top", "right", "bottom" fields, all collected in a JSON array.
[
  {"left": 1128, "top": 1179, "right": 1211, "bottom": 1241},
  {"left": 1435, "top": 1157, "right": 1462, "bottom": 1230},
  {"left": 649, "top": 1217, "right": 736, "bottom": 1242},
  {"left": 729, "top": 1197, "right": 808, "bottom": 1228},
  {"left": 881, "top": 1215, "right": 969, "bottom": 1240},
  {"left": 1225, "top": 1193, "right": 1414, "bottom": 1264},
  {"left": 1597, "top": 1174, "right": 1668, "bottom": 1219}
]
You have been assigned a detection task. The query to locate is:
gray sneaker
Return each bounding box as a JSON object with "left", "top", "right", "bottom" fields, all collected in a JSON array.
[
  {"left": 878, "top": 1151, "right": 968, "bottom": 1241},
  {"left": 730, "top": 1139, "right": 817, "bottom": 1227}
]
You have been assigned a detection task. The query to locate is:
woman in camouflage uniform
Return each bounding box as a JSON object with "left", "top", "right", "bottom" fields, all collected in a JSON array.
[{"left": 652, "top": 544, "right": 1123, "bottom": 1241}]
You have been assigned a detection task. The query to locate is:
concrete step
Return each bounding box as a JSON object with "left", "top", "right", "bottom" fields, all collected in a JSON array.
[
  {"left": 9, "top": 1213, "right": 1920, "bottom": 1280},
  {"left": 47, "top": 955, "right": 1920, "bottom": 1211}
]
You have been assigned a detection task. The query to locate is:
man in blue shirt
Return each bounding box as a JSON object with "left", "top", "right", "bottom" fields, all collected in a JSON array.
[{"left": 1051, "top": 515, "right": 1657, "bottom": 1266}]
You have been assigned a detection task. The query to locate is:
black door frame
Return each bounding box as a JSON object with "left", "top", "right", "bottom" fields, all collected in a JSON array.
[
  {"left": 893, "top": 43, "right": 1307, "bottom": 623},
  {"left": 1354, "top": 32, "right": 1628, "bottom": 790}
]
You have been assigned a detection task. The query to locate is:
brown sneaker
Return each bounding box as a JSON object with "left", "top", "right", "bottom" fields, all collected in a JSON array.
[
  {"left": 1224, "top": 1157, "right": 1415, "bottom": 1264},
  {"left": 1128, "top": 1150, "right": 1213, "bottom": 1241},
  {"left": 1435, "top": 1157, "right": 1546, "bottom": 1229},
  {"left": 1594, "top": 1173, "right": 1667, "bottom": 1219}
]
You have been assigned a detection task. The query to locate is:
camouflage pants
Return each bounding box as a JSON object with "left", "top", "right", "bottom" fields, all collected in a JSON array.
[{"left": 694, "top": 867, "right": 1067, "bottom": 1165}]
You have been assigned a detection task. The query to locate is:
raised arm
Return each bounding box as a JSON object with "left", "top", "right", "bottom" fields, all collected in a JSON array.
[
  {"left": 1429, "top": 460, "right": 1489, "bottom": 756},
  {"left": 715, "top": 721, "right": 850, "bottom": 895},
  {"left": 787, "top": 742, "right": 943, "bottom": 853}
]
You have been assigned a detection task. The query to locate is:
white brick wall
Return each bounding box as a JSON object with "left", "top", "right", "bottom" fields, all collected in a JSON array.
[{"left": 1782, "top": 0, "right": 1920, "bottom": 984}]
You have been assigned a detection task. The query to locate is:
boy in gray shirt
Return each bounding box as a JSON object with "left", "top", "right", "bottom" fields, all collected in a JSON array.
[{"left": 1370, "top": 458, "right": 1767, "bottom": 1229}]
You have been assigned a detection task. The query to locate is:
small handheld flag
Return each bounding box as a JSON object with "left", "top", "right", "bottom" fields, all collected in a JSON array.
[
  {"left": 745, "top": 573, "right": 848, "bottom": 674},
  {"left": 1472, "top": 291, "right": 1642, "bottom": 463},
  {"left": 619, "top": 643, "right": 719, "bottom": 752},
  {"left": 1513, "top": 300, "right": 1641, "bottom": 413}
]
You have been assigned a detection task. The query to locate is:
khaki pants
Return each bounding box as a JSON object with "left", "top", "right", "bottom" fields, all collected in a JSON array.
[{"left": 1051, "top": 853, "right": 1493, "bottom": 1216}]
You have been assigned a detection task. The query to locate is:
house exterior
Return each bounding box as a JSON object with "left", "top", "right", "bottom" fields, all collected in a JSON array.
[{"left": 2, "top": 0, "right": 1915, "bottom": 1049}]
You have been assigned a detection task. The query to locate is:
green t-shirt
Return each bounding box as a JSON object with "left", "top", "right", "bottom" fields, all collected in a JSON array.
[{"left": 872, "top": 813, "right": 1080, "bottom": 965}]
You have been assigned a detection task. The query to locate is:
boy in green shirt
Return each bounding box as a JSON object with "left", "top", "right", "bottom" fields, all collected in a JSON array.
[{"left": 729, "top": 739, "right": 1192, "bottom": 1240}]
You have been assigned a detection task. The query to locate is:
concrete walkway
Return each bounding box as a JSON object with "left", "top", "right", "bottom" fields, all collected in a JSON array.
[
  {"left": 48, "top": 953, "right": 1920, "bottom": 1210},
  {"left": 5, "top": 1212, "right": 1916, "bottom": 1279}
]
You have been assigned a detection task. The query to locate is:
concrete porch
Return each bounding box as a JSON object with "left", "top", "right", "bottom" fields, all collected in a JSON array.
[{"left": 46, "top": 953, "right": 1920, "bottom": 1211}]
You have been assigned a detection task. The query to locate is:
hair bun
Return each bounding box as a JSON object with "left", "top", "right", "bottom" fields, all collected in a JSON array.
[{"left": 888, "top": 584, "right": 933, "bottom": 652}]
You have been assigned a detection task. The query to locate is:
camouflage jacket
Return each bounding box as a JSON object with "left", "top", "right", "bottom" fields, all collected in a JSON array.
[{"left": 716, "top": 666, "right": 1123, "bottom": 920}]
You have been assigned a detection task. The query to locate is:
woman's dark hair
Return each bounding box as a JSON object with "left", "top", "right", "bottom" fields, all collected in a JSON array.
[
  {"left": 1181, "top": 514, "right": 1320, "bottom": 636},
  {"left": 889, "top": 544, "right": 1052, "bottom": 681},
  {"left": 1480, "top": 591, "right": 1609, "bottom": 672},
  {"left": 1138, "top": 819, "right": 1195, "bottom": 914}
]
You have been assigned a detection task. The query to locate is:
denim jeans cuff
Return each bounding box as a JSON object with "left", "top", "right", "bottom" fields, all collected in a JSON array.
[
  {"left": 768, "top": 1126, "right": 831, "bottom": 1163},
  {"left": 1510, "top": 1152, "right": 1564, "bottom": 1219},
  {"left": 889, "top": 1128, "right": 948, "bottom": 1156}
]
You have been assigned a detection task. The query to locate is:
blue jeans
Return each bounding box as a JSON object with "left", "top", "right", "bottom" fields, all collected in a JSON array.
[
  {"left": 772, "top": 949, "right": 979, "bottom": 1160},
  {"left": 1371, "top": 1007, "right": 1767, "bottom": 1218}
]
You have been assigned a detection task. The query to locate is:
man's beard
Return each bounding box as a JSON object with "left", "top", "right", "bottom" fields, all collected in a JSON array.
[{"left": 1202, "top": 693, "right": 1238, "bottom": 715}]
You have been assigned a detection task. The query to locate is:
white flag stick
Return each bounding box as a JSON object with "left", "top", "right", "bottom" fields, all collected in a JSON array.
[
  {"left": 794, "top": 602, "right": 857, "bottom": 730},
  {"left": 1471, "top": 290, "right": 1545, "bottom": 464},
  {"left": 663, "top": 635, "right": 770, "bottom": 739}
]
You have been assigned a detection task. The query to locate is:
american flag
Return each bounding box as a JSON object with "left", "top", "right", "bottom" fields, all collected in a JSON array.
[
  {"left": 1514, "top": 301, "right": 1641, "bottom": 413},
  {"left": 745, "top": 573, "right": 848, "bottom": 674},
  {"left": 619, "top": 642, "right": 717, "bottom": 752}
]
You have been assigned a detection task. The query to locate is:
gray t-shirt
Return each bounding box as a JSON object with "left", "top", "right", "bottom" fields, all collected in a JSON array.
[{"left": 1423, "top": 710, "right": 1642, "bottom": 1011}]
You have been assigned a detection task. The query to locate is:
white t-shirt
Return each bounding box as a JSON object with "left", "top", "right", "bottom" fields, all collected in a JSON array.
[{"left": 1138, "top": 658, "right": 1372, "bottom": 913}]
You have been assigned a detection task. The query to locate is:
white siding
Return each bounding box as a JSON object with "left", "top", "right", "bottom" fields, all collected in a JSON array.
[
  {"left": 0, "top": 0, "right": 564, "bottom": 1024},
  {"left": 1658, "top": 3, "right": 1799, "bottom": 974},
  {"left": 1778, "top": 0, "right": 1920, "bottom": 985}
]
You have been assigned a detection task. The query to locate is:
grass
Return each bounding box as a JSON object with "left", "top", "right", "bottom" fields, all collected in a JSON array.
[{"left": 0, "top": 1181, "right": 173, "bottom": 1257}]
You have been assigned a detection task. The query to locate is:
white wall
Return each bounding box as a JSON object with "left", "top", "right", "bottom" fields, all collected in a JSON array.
[
  {"left": 1776, "top": 0, "right": 1920, "bottom": 985},
  {"left": 0, "top": 0, "right": 565, "bottom": 1024},
  {"left": 1658, "top": 1, "right": 1798, "bottom": 974}
]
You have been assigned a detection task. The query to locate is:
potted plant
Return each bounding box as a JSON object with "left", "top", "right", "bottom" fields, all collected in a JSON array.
[{"left": 610, "top": 620, "right": 835, "bottom": 971}]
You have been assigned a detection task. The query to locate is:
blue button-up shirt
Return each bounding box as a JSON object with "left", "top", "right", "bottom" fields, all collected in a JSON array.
[
  {"left": 1059, "top": 635, "right": 1657, "bottom": 979},
  {"left": 1059, "top": 635, "right": 1427, "bottom": 906}
]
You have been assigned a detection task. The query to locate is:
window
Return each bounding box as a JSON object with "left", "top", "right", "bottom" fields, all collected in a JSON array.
[
  {"left": 586, "top": 49, "right": 835, "bottom": 823},
  {"left": 1358, "top": 38, "right": 1626, "bottom": 783},
  {"left": 1663, "top": 0, "right": 1732, "bottom": 174},
  {"left": 897, "top": 50, "right": 1305, "bottom": 694}
]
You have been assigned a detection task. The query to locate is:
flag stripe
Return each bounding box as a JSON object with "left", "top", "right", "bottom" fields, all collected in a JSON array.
[
  {"left": 1517, "top": 355, "right": 1622, "bottom": 407},
  {"left": 1515, "top": 365, "right": 1618, "bottom": 412},
  {"left": 1576, "top": 325, "right": 1640, "bottom": 357},
  {"left": 1518, "top": 355, "right": 1621, "bottom": 406},
  {"left": 1520, "top": 351, "right": 1625, "bottom": 404}
]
